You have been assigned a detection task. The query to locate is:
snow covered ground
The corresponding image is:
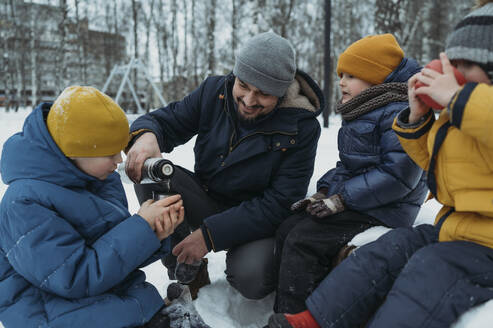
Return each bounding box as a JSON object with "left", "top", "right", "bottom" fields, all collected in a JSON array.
[{"left": 0, "top": 108, "right": 492, "bottom": 327}]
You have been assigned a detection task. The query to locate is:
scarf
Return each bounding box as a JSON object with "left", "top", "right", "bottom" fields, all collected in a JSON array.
[{"left": 335, "top": 82, "right": 408, "bottom": 121}]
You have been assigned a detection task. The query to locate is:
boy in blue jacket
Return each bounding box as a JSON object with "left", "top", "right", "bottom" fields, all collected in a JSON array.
[
  {"left": 0, "top": 86, "right": 184, "bottom": 328},
  {"left": 272, "top": 34, "right": 428, "bottom": 315}
]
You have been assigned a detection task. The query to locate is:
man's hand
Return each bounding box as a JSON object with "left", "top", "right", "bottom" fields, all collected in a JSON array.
[
  {"left": 172, "top": 229, "right": 208, "bottom": 264},
  {"left": 307, "top": 194, "right": 345, "bottom": 218},
  {"left": 290, "top": 191, "right": 326, "bottom": 212},
  {"left": 125, "top": 132, "right": 162, "bottom": 183}
]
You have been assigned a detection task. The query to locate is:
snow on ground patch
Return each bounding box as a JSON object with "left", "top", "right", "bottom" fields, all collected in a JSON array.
[
  {"left": 349, "top": 226, "right": 392, "bottom": 247},
  {"left": 196, "top": 275, "right": 275, "bottom": 328},
  {"left": 452, "top": 300, "right": 493, "bottom": 328}
]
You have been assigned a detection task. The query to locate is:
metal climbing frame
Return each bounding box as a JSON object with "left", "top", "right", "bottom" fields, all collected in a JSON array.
[{"left": 102, "top": 57, "right": 167, "bottom": 112}]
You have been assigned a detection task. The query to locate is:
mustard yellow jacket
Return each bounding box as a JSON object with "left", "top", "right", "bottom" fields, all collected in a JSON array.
[{"left": 393, "top": 82, "right": 493, "bottom": 248}]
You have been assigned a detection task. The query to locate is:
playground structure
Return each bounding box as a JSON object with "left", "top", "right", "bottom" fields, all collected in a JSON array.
[{"left": 102, "top": 58, "right": 166, "bottom": 112}]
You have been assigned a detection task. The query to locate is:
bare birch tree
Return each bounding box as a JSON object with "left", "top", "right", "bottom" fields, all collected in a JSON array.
[
  {"left": 74, "top": 0, "right": 87, "bottom": 84},
  {"left": 142, "top": 0, "right": 155, "bottom": 111},
  {"left": 206, "top": 0, "right": 216, "bottom": 75},
  {"left": 30, "top": 0, "right": 39, "bottom": 106},
  {"left": 1, "top": 0, "right": 12, "bottom": 110},
  {"left": 171, "top": 0, "right": 178, "bottom": 98},
  {"left": 54, "top": 0, "right": 68, "bottom": 94},
  {"left": 9, "top": 0, "right": 22, "bottom": 110},
  {"left": 183, "top": 0, "right": 188, "bottom": 78},
  {"left": 191, "top": 0, "right": 199, "bottom": 87},
  {"left": 154, "top": 0, "right": 168, "bottom": 92}
]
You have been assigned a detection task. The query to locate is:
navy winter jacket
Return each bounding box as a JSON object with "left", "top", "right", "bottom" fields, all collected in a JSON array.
[
  {"left": 0, "top": 104, "right": 169, "bottom": 328},
  {"left": 130, "top": 71, "right": 323, "bottom": 251},
  {"left": 317, "top": 58, "right": 427, "bottom": 228}
]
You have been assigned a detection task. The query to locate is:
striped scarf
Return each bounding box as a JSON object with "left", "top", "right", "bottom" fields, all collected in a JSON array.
[{"left": 336, "top": 82, "right": 408, "bottom": 121}]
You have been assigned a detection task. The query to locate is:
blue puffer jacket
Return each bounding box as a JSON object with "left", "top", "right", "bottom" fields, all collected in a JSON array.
[
  {"left": 131, "top": 71, "right": 323, "bottom": 251},
  {"left": 0, "top": 104, "right": 169, "bottom": 328},
  {"left": 317, "top": 58, "right": 427, "bottom": 228}
]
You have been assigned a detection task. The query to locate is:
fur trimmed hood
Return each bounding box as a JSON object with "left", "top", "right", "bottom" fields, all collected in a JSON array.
[{"left": 279, "top": 71, "right": 323, "bottom": 113}]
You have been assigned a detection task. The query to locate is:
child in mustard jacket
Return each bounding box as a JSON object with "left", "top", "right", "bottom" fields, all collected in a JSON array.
[{"left": 267, "top": 1, "right": 493, "bottom": 327}]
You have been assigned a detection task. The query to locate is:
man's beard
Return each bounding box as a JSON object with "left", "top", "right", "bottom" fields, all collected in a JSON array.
[{"left": 236, "top": 98, "right": 265, "bottom": 123}]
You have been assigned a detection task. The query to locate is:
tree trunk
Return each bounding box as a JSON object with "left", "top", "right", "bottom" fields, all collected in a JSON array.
[
  {"left": 9, "top": 0, "right": 22, "bottom": 110},
  {"left": 2, "top": 1, "right": 12, "bottom": 111},
  {"left": 154, "top": 0, "right": 166, "bottom": 95},
  {"left": 183, "top": 0, "right": 188, "bottom": 80},
  {"left": 323, "top": 0, "right": 331, "bottom": 127},
  {"left": 30, "top": 0, "right": 38, "bottom": 107},
  {"left": 280, "top": 0, "right": 295, "bottom": 38},
  {"left": 171, "top": 0, "right": 178, "bottom": 99},
  {"left": 192, "top": 0, "right": 198, "bottom": 87},
  {"left": 74, "top": 0, "right": 87, "bottom": 84},
  {"left": 143, "top": 0, "right": 155, "bottom": 110},
  {"left": 427, "top": 1, "right": 446, "bottom": 60},
  {"left": 132, "top": 0, "right": 139, "bottom": 113},
  {"left": 207, "top": 0, "right": 216, "bottom": 75},
  {"left": 232, "top": 0, "right": 237, "bottom": 59},
  {"left": 55, "top": 0, "right": 68, "bottom": 94}
]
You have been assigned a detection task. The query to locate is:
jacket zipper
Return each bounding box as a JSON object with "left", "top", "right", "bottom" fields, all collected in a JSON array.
[{"left": 229, "top": 130, "right": 297, "bottom": 154}]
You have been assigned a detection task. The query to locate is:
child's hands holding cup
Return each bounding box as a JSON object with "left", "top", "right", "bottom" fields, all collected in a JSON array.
[
  {"left": 138, "top": 195, "right": 184, "bottom": 241},
  {"left": 415, "top": 52, "right": 466, "bottom": 108},
  {"left": 408, "top": 52, "right": 466, "bottom": 123}
]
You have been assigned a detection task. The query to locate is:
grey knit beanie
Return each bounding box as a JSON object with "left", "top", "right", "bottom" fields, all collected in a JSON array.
[
  {"left": 445, "top": 2, "right": 493, "bottom": 80},
  {"left": 233, "top": 31, "right": 296, "bottom": 97}
]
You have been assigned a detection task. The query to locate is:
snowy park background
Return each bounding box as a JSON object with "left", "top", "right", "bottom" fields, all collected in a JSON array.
[
  {"left": 1, "top": 109, "right": 493, "bottom": 327},
  {"left": 2, "top": 0, "right": 492, "bottom": 326}
]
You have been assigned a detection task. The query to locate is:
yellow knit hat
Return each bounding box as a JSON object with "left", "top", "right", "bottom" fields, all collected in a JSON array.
[
  {"left": 337, "top": 34, "right": 404, "bottom": 85},
  {"left": 47, "top": 86, "right": 129, "bottom": 157}
]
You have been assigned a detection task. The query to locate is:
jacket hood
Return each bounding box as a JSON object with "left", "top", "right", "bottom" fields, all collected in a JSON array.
[
  {"left": 1, "top": 103, "right": 102, "bottom": 188},
  {"left": 384, "top": 57, "right": 422, "bottom": 83},
  {"left": 279, "top": 70, "right": 324, "bottom": 115}
]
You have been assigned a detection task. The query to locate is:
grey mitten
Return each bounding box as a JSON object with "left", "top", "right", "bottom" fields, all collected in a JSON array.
[
  {"left": 308, "top": 194, "right": 345, "bottom": 218},
  {"left": 161, "top": 283, "right": 210, "bottom": 328},
  {"left": 290, "top": 191, "right": 326, "bottom": 212}
]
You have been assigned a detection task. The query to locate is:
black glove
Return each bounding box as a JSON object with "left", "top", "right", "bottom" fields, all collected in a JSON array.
[
  {"left": 307, "top": 194, "right": 345, "bottom": 218},
  {"left": 161, "top": 283, "right": 211, "bottom": 328},
  {"left": 142, "top": 308, "right": 171, "bottom": 328},
  {"left": 290, "top": 191, "right": 327, "bottom": 212}
]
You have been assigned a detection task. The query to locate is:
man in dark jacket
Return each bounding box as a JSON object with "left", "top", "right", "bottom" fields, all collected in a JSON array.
[{"left": 125, "top": 31, "right": 324, "bottom": 299}]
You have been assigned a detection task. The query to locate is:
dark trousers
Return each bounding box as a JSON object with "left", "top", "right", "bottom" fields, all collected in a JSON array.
[
  {"left": 307, "top": 224, "right": 493, "bottom": 328},
  {"left": 134, "top": 165, "right": 276, "bottom": 299},
  {"left": 273, "top": 210, "right": 382, "bottom": 314}
]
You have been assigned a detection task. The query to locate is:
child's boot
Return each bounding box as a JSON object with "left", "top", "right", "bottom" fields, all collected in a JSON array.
[{"left": 268, "top": 310, "right": 320, "bottom": 328}]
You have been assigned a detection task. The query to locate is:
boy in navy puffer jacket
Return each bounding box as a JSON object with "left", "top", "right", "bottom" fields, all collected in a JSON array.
[
  {"left": 271, "top": 34, "right": 428, "bottom": 318},
  {"left": 0, "top": 86, "right": 184, "bottom": 328}
]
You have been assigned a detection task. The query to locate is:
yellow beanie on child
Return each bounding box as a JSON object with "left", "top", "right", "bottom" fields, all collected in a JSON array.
[
  {"left": 47, "top": 86, "right": 129, "bottom": 157},
  {"left": 337, "top": 34, "right": 404, "bottom": 85}
]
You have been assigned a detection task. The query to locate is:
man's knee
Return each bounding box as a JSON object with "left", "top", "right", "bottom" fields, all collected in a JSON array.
[
  {"left": 225, "top": 238, "right": 276, "bottom": 299},
  {"left": 226, "top": 268, "right": 275, "bottom": 299}
]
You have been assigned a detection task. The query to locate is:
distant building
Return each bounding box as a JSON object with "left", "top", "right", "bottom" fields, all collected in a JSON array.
[{"left": 0, "top": 1, "right": 141, "bottom": 109}]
